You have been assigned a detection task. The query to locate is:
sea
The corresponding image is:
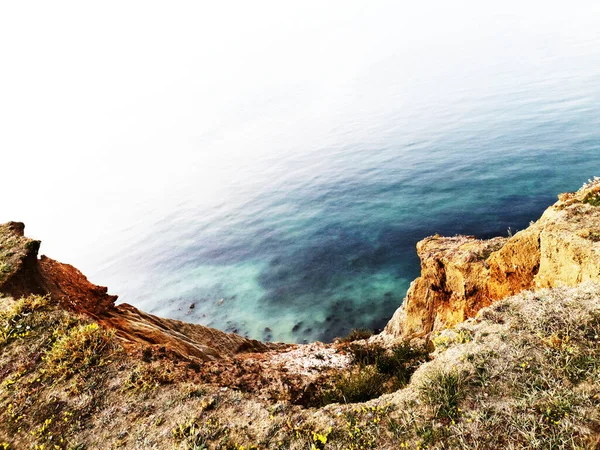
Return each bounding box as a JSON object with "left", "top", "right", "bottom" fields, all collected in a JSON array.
[{"left": 2, "top": 2, "right": 600, "bottom": 343}]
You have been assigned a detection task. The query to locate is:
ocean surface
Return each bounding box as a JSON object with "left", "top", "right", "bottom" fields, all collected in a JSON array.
[
  {"left": 2, "top": 3, "right": 600, "bottom": 343},
  {"left": 95, "top": 64, "right": 600, "bottom": 343}
]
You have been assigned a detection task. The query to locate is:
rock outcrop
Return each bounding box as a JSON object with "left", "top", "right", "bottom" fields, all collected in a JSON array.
[
  {"left": 384, "top": 178, "right": 600, "bottom": 339},
  {"left": 0, "top": 222, "right": 271, "bottom": 361}
]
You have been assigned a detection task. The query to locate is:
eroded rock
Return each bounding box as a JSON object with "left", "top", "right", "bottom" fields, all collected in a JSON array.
[
  {"left": 384, "top": 178, "right": 600, "bottom": 339},
  {"left": 0, "top": 222, "right": 274, "bottom": 362}
]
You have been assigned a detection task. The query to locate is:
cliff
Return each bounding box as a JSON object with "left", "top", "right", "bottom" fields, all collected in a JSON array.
[
  {"left": 384, "top": 178, "right": 600, "bottom": 340},
  {"left": 0, "top": 222, "right": 271, "bottom": 361},
  {"left": 2, "top": 180, "right": 600, "bottom": 449}
]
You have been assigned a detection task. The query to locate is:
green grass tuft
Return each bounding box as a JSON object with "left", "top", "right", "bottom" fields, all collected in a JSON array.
[
  {"left": 582, "top": 191, "right": 600, "bottom": 206},
  {"left": 419, "top": 368, "right": 468, "bottom": 419}
]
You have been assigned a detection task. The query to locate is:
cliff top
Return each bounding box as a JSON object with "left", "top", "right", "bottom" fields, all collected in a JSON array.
[{"left": 2, "top": 281, "right": 599, "bottom": 448}]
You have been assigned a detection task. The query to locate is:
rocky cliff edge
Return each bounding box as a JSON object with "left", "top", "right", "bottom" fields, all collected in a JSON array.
[
  {"left": 0, "top": 222, "right": 271, "bottom": 361},
  {"left": 384, "top": 177, "right": 600, "bottom": 340}
]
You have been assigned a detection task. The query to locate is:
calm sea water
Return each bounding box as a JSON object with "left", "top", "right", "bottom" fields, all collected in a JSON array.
[
  {"left": 2, "top": 3, "right": 600, "bottom": 343},
  {"left": 96, "top": 64, "right": 600, "bottom": 343}
]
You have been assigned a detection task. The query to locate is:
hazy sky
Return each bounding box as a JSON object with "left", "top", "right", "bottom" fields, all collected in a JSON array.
[{"left": 1, "top": 1, "right": 599, "bottom": 271}]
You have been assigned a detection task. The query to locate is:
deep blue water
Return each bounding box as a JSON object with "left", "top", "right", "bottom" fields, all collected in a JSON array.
[{"left": 94, "top": 66, "right": 600, "bottom": 343}]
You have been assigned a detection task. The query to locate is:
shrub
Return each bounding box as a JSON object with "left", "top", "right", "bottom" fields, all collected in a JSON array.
[
  {"left": 325, "top": 366, "right": 387, "bottom": 404},
  {"left": 125, "top": 361, "right": 177, "bottom": 391},
  {"left": 44, "top": 322, "right": 115, "bottom": 380},
  {"left": 305, "top": 341, "right": 430, "bottom": 406},
  {"left": 348, "top": 342, "right": 386, "bottom": 366},
  {"left": 341, "top": 328, "right": 374, "bottom": 342},
  {"left": 349, "top": 341, "right": 427, "bottom": 381},
  {"left": 376, "top": 343, "right": 427, "bottom": 382}
]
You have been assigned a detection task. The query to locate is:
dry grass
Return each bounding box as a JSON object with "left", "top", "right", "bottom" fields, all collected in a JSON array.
[
  {"left": 2, "top": 284, "right": 600, "bottom": 449},
  {"left": 393, "top": 282, "right": 600, "bottom": 449}
]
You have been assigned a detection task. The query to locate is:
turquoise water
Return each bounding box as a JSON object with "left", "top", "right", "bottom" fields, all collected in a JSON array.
[
  {"left": 96, "top": 66, "right": 600, "bottom": 343},
  {"left": 4, "top": 3, "right": 599, "bottom": 344}
]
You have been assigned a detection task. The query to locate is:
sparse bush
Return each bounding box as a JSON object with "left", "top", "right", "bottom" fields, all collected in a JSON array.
[
  {"left": 341, "top": 328, "right": 374, "bottom": 342},
  {"left": 348, "top": 342, "right": 386, "bottom": 366},
  {"left": 375, "top": 343, "right": 428, "bottom": 383},
  {"left": 44, "top": 322, "right": 115, "bottom": 380},
  {"left": 327, "top": 366, "right": 387, "bottom": 404},
  {"left": 308, "top": 341, "right": 430, "bottom": 406},
  {"left": 125, "top": 361, "right": 177, "bottom": 391}
]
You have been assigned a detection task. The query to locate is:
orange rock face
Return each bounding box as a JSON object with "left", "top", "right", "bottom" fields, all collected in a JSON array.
[
  {"left": 0, "top": 222, "right": 271, "bottom": 361},
  {"left": 384, "top": 179, "right": 600, "bottom": 340},
  {"left": 384, "top": 235, "right": 507, "bottom": 338}
]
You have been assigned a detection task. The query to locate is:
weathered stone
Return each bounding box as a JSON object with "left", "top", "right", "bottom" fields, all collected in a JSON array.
[{"left": 384, "top": 179, "right": 600, "bottom": 340}]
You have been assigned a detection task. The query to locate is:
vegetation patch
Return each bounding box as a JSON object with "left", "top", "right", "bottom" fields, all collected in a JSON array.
[
  {"left": 582, "top": 191, "right": 600, "bottom": 207},
  {"left": 321, "top": 365, "right": 387, "bottom": 404},
  {"left": 308, "top": 342, "right": 428, "bottom": 407},
  {"left": 419, "top": 368, "right": 468, "bottom": 419},
  {"left": 340, "top": 328, "right": 374, "bottom": 342},
  {"left": 431, "top": 328, "right": 473, "bottom": 350},
  {"left": 331, "top": 404, "right": 392, "bottom": 449},
  {"left": 125, "top": 360, "right": 179, "bottom": 392},
  {"left": 0, "top": 295, "right": 48, "bottom": 346},
  {"left": 44, "top": 322, "right": 115, "bottom": 380},
  {"left": 172, "top": 418, "right": 209, "bottom": 449}
]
